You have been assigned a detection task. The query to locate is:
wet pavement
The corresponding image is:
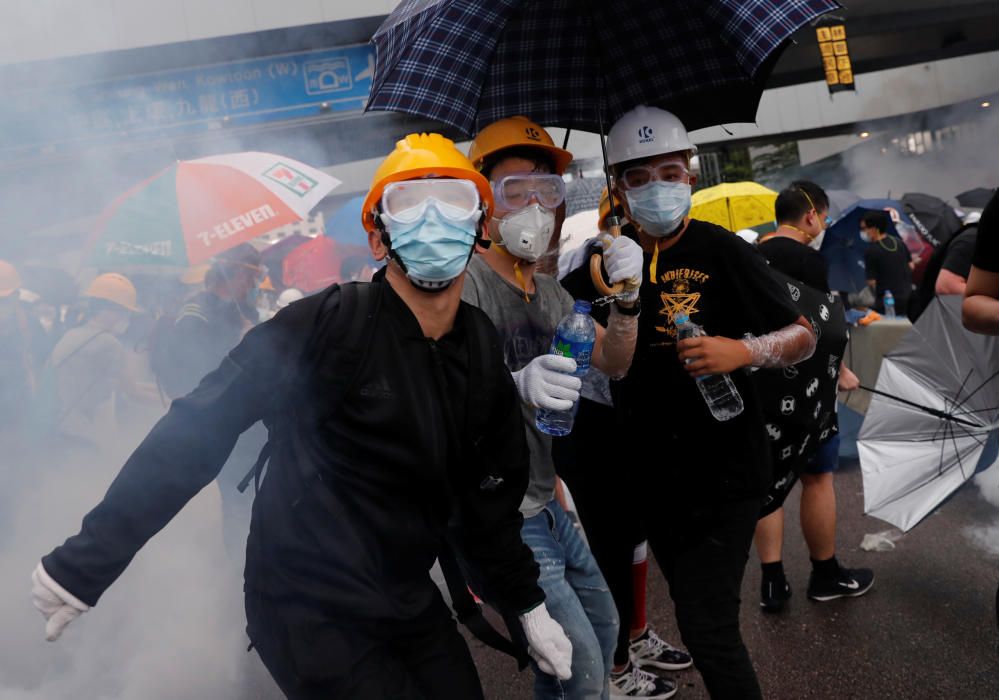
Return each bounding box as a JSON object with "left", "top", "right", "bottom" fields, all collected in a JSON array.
[{"left": 468, "top": 459, "right": 999, "bottom": 698}]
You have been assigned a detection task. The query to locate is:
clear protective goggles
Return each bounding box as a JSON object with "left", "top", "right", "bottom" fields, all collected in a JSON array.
[
  {"left": 618, "top": 163, "right": 689, "bottom": 191},
  {"left": 380, "top": 179, "right": 481, "bottom": 225},
  {"left": 492, "top": 173, "right": 566, "bottom": 211}
]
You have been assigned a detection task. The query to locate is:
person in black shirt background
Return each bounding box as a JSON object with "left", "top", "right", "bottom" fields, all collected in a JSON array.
[
  {"left": 963, "top": 190, "right": 999, "bottom": 334},
  {"left": 935, "top": 225, "right": 977, "bottom": 296},
  {"left": 754, "top": 181, "right": 872, "bottom": 614},
  {"left": 568, "top": 105, "right": 816, "bottom": 699},
  {"left": 860, "top": 210, "right": 914, "bottom": 316}
]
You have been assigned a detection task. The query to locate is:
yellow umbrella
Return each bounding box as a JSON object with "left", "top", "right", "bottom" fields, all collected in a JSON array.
[{"left": 690, "top": 182, "right": 777, "bottom": 232}]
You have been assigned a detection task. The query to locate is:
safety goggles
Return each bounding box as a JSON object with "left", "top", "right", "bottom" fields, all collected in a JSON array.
[
  {"left": 381, "top": 179, "right": 481, "bottom": 225},
  {"left": 491, "top": 173, "right": 566, "bottom": 211},
  {"left": 617, "top": 163, "right": 690, "bottom": 191}
]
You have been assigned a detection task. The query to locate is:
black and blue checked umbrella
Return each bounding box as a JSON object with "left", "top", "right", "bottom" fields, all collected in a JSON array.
[{"left": 367, "top": 0, "right": 840, "bottom": 136}]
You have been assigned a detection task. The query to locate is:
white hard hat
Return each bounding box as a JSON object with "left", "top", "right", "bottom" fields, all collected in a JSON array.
[
  {"left": 606, "top": 105, "right": 697, "bottom": 167},
  {"left": 963, "top": 210, "right": 982, "bottom": 225},
  {"left": 276, "top": 288, "right": 304, "bottom": 309}
]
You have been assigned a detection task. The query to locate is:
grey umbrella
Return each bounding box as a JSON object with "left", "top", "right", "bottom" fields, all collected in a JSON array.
[{"left": 859, "top": 295, "right": 999, "bottom": 531}]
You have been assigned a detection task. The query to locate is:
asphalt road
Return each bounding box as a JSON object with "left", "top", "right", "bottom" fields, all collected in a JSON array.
[{"left": 469, "top": 459, "right": 999, "bottom": 699}]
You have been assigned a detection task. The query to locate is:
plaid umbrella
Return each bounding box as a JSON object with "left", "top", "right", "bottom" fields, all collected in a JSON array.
[{"left": 368, "top": 0, "right": 840, "bottom": 135}]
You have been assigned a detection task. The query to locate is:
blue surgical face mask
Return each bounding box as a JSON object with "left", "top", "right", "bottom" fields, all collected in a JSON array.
[
  {"left": 385, "top": 204, "right": 478, "bottom": 290},
  {"left": 625, "top": 181, "right": 692, "bottom": 237},
  {"left": 859, "top": 229, "right": 872, "bottom": 243}
]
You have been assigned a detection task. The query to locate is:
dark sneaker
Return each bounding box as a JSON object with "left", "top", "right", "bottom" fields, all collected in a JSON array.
[
  {"left": 610, "top": 662, "right": 678, "bottom": 699},
  {"left": 760, "top": 575, "right": 792, "bottom": 613},
  {"left": 629, "top": 628, "right": 693, "bottom": 671},
  {"left": 807, "top": 566, "right": 875, "bottom": 601}
]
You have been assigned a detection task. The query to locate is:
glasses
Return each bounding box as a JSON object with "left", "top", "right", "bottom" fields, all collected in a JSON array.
[
  {"left": 491, "top": 173, "right": 566, "bottom": 211},
  {"left": 381, "top": 179, "right": 481, "bottom": 224},
  {"left": 617, "top": 163, "right": 689, "bottom": 191}
]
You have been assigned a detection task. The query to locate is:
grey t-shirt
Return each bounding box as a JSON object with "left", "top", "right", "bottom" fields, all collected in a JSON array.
[{"left": 462, "top": 254, "right": 575, "bottom": 517}]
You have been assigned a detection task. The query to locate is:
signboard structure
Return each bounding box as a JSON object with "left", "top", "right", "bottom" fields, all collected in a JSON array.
[{"left": 816, "top": 24, "right": 855, "bottom": 94}]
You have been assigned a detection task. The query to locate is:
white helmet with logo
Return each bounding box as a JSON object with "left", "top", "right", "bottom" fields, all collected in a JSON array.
[{"left": 606, "top": 105, "right": 697, "bottom": 166}]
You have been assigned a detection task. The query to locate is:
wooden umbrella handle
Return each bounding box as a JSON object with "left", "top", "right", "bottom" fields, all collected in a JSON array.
[{"left": 589, "top": 220, "right": 625, "bottom": 296}]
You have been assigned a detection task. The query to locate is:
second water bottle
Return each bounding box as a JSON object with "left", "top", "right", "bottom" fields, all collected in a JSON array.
[{"left": 674, "top": 313, "right": 744, "bottom": 422}]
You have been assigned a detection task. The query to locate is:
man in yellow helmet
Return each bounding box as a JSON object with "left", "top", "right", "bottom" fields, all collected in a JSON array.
[
  {"left": 463, "top": 117, "right": 649, "bottom": 699},
  {"left": 32, "top": 134, "right": 569, "bottom": 699},
  {"left": 46, "top": 272, "right": 159, "bottom": 447}
]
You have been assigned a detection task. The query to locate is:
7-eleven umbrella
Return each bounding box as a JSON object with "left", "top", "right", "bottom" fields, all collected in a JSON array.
[
  {"left": 89, "top": 152, "right": 340, "bottom": 268},
  {"left": 690, "top": 182, "right": 777, "bottom": 233}
]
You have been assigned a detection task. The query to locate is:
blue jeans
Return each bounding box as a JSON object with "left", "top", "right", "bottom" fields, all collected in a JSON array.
[{"left": 522, "top": 500, "right": 619, "bottom": 700}]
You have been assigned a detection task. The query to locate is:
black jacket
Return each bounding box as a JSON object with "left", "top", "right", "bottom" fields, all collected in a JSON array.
[{"left": 44, "top": 277, "right": 543, "bottom": 620}]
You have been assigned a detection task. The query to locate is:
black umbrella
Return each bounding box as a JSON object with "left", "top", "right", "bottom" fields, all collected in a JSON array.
[
  {"left": 956, "top": 187, "right": 996, "bottom": 209},
  {"left": 367, "top": 0, "right": 839, "bottom": 135},
  {"left": 901, "top": 192, "right": 963, "bottom": 250}
]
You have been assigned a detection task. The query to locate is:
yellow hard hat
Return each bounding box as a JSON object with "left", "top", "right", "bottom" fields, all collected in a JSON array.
[
  {"left": 0, "top": 259, "right": 21, "bottom": 298},
  {"left": 180, "top": 264, "right": 210, "bottom": 286},
  {"left": 362, "top": 133, "right": 493, "bottom": 234},
  {"left": 84, "top": 273, "right": 140, "bottom": 312},
  {"left": 468, "top": 116, "right": 573, "bottom": 175}
]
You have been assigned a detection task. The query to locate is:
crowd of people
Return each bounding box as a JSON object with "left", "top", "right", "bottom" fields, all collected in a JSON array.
[{"left": 7, "top": 104, "right": 998, "bottom": 700}]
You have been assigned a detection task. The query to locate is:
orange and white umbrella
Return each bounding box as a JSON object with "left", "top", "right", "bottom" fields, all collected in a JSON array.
[{"left": 89, "top": 152, "right": 340, "bottom": 268}]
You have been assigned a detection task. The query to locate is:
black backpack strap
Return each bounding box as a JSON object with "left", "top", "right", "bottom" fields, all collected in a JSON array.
[
  {"left": 237, "top": 282, "right": 380, "bottom": 495},
  {"left": 437, "top": 305, "right": 530, "bottom": 669},
  {"left": 438, "top": 540, "right": 529, "bottom": 669}
]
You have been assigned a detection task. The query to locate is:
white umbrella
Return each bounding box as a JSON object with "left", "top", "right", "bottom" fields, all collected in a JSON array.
[{"left": 859, "top": 295, "right": 999, "bottom": 531}]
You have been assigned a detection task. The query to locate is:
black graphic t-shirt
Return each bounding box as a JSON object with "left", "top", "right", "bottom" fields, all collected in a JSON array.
[{"left": 613, "top": 220, "right": 801, "bottom": 502}]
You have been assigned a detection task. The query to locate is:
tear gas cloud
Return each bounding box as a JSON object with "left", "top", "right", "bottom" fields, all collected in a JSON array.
[
  {"left": 966, "top": 467, "right": 999, "bottom": 558},
  {"left": 0, "top": 409, "right": 281, "bottom": 699},
  {"left": 836, "top": 103, "right": 999, "bottom": 203}
]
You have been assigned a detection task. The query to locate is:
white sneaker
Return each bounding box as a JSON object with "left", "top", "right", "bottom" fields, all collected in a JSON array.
[
  {"left": 609, "top": 662, "right": 678, "bottom": 699},
  {"left": 629, "top": 628, "right": 693, "bottom": 671}
]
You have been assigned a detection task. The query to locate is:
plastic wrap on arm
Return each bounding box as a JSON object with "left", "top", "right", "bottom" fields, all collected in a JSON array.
[
  {"left": 740, "top": 322, "right": 815, "bottom": 369},
  {"left": 595, "top": 304, "right": 639, "bottom": 379}
]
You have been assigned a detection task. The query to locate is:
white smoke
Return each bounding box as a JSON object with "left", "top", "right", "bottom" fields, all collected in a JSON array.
[
  {"left": 0, "top": 411, "right": 279, "bottom": 699},
  {"left": 838, "top": 103, "right": 999, "bottom": 202},
  {"left": 965, "top": 461, "right": 999, "bottom": 558}
]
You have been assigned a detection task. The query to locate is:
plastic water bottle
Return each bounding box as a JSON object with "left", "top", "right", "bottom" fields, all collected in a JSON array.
[
  {"left": 536, "top": 301, "right": 596, "bottom": 436},
  {"left": 674, "top": 313, "right": 744, "bottom": 422},
  {"left": 883, "top": 290, "right": 896, "bottom": 318}
]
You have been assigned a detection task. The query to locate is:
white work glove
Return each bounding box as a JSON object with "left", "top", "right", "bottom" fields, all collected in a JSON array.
[
  {"left": 597, "top": 233, "right": 643, "bottom": 303},
  {"left": 520, "top": 603, "right": 573, "bottom": 680},
  {"left": 511, "top": 355, "right": 581, "bottom": 411},
  {"left": 31, "top": 562, "right": 89, "bottom": 641}
]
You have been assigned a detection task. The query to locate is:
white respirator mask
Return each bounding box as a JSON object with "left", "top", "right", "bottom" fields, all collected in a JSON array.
[{"left": 495, "top": 204, "right": 557, "bottom": 262}]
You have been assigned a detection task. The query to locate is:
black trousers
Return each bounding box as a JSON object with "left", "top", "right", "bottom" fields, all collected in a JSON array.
[
  {"left": 557, "top": 397, "right": 763, "bottom": 698},
  {"left": 554, "top": 397, "right": 643, "bottom": 667},
  {"left": 647, "top": 497, "right": 762, "bottom": 700},
  {"left": 245, "top": 592, "right": 484, "bottom": 700}
]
